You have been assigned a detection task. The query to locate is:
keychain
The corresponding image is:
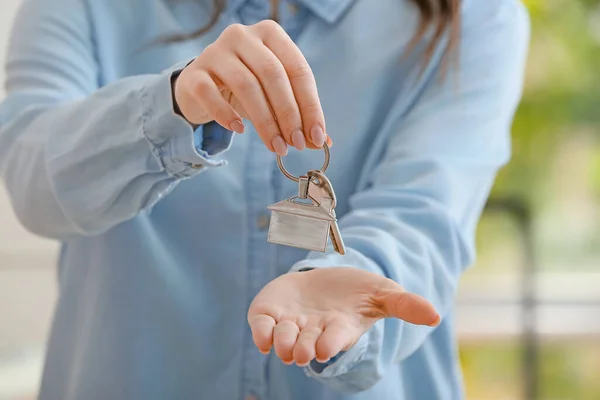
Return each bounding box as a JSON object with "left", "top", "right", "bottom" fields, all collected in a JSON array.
[{"left": 267, "top": 144, "right": 346, "bottom": 255}]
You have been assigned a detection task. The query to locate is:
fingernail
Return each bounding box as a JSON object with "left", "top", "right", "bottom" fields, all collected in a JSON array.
[
  {"left": 229, "top": 119, "right": 245, "bottom": 134},
  {"left": 310, "top": 125, "right": 326, "bottom": 147},
  {"left": 291, "top": 130, "right": 306, "bottom": 150},
  {"left": 296, "top": 361, "right": 309, "bottom": 367},
  {"left": 272, "top": 136, "right": 288, "bottom": 156},
  {"left": 429, "top": 315, "right": 441, "bottom": 327}
]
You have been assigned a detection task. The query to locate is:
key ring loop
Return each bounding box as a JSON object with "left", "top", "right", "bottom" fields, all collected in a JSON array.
[{"left": 276, "top": 143, "right": 330, "bottom": 182}]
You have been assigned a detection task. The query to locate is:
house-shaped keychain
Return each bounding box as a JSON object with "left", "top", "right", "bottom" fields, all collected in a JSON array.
[{"left": 267, "top": 198, "right": 336, "bottom": 253}]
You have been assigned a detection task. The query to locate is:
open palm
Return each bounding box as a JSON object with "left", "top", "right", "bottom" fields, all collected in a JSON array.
[{"left": 247, "top": 267, "right": 440, "bottom": 366}]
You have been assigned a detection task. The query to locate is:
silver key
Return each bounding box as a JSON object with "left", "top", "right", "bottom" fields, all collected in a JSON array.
[{"left": 306, "top": 170, "right": 346, "bottom": 255}]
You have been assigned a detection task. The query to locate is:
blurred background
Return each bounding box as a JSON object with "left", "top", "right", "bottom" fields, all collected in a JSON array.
[
  {"left": 0, "top": 0, "right": 599, "bottom": 399},
  {"left": 457, "top": 0, "right": 600, "bottom": 398}
]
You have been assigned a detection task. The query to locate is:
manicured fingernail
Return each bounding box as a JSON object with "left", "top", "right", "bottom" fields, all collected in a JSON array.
[
  {"left": 429, "top": 315, "right": 441, "bottom": 327},
  {"left": 291, "top": 130, "right": 306, "bottom": 150},
  {"left": 310, "top": 125, "right": 326, "bottom": 147},
  {"left": 230, "top": 119, "right": 245, "bottom": 134},
  {"left": 272, "top": 136, "right": 288, "bottom": 156}
]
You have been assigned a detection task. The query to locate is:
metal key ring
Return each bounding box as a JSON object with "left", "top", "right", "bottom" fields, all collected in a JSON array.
[{"left": 276, "top": 143, "right": 330, "bottom": 182}]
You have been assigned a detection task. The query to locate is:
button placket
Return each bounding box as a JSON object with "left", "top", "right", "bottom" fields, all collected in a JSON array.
[
  {"left": 241, "top": 125, "right": 275, "bottom": 400},
  {"left": 238, "top": 3, "right": 307, "bottom": 399}
]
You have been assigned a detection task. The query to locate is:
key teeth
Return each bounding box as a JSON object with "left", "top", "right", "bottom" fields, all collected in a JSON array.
[
  {"left": 330, "top": 227, "right": 339, "bottom": 252},
  {"left": 329, "top": 225, "right": 346, "bottom": 255}
]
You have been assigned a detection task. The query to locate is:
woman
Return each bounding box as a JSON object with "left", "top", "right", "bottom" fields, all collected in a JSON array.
[{"left": 0, "top": 0, "right": 529, "bottom": 399}]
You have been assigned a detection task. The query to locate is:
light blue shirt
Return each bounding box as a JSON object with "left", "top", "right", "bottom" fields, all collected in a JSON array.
[{"left": 0, "top": 0, "right": 529, "bottom": 399}]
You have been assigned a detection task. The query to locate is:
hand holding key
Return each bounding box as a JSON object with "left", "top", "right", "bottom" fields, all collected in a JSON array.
[
  {"left": 248, "top": 267, "right": 440, "bottom": 366},
  {"left": 172, "top": 20, "right": 332, "bottom": 155}
]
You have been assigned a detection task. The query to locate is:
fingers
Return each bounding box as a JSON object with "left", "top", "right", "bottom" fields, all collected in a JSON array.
[
  {"left": 249, "top": 314, "right": 276, "bottom": 354},
  {"left": 273, "top": 321, "right": 299, "bottom": 364},
  {"left": 233, "top": 35, "right": 304, "bottom": 151},
  {"left": 383, "top": 291, "right": 440, "bottom": 327},
  {"left": 292, "top": 326, "right": 322, "bottom": 366},
  {"left": 315, "top": 323, "right": 355, "bottom": 363},
  {"left": 180, "top": 21, "right": 329, "bottom": 153},
  {"left": 209, "top": 55, "right": 285, "bottom": 154},
  {"left": 253, "top": 21, "right": 328, "bottom": 148},
  {"left": 250, "top": 317, "right": 359, "bottom": 367}
]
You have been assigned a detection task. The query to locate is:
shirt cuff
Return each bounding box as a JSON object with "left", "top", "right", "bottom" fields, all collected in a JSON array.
[
  {"left": 289, "top": 246, "right": 382, "bottom": 275},
  {"left": 304, "top": 330, "right": 377, "bottom": 393},
  {"left": 140, "top": 61, "right": 234, "bottom": 179}
]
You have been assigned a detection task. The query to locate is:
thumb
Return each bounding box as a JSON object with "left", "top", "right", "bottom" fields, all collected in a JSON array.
[{"left": 382, "top": 291, "right": 440, "bottom": 327}]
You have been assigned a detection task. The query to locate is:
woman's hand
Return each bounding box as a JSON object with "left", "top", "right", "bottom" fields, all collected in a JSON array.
[
  {"left": 247, "top": 267, "right": 440, "bottom": 366},
  {"left": 173, "top": 20, "right": 332, "bottom": 155}
]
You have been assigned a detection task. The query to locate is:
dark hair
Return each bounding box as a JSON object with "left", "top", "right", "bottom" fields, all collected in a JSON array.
[{"left": 163, "top": 0, "right": 460, "bottom": 72}]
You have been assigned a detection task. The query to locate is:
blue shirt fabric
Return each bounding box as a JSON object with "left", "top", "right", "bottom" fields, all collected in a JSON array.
[{"left": 0, "top": 0, "right": 529, "bottom": 399}]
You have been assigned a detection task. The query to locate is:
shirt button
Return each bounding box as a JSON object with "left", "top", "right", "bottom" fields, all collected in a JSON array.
[
  {"left": 256, "top": 214, "right": 270, "bottom": 230},
  {"left": 246, "top": 395, "right": 258, "bottom": 400},
  {"left": 287, "top": 3, "right": 299, "bottom": 14}
]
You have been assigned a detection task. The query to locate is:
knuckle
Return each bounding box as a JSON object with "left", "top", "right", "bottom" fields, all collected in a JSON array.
[
  {"left": 255, "top": 19, "right": 282, "bottom": 34},
  {"left": 196, "top": 44, "right": 223, "bottom": 68},
  {"left": 281, "top": 106, "right": 298, "bottom": 119},
  {"left": 394, "top": 293, "right": 411, "bottom": 314},
  {"left": 279, "top": 106, "right": 300, "bottom": 126},
  {"left": 260, "top": 60, "right": 286, "bottom": 80},
  {"left": 230, "top": 71, "right": 255, "bottom": 94},
  {"left": 303, "top": 102, "right": 322, "bottom": 116},
  {"left": 288, "top": 61, "right": 314, "bottom": 80},
  {"left": 199, "top": 43, "right": 217, "bottom": 59},
  {"left": 260, "top": 116, "right": 280, "bottom": 133},
  {"left": 223, "top": 23, "right": 247, "bottom": 38}
]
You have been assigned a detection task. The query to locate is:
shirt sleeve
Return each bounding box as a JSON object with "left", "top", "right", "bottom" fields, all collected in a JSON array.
[
  {"left": 290, "top": 1, "right": 530, "bottom": 393},
  {"left": 0, "top": 0, "right": 233, "bottom": 240}
]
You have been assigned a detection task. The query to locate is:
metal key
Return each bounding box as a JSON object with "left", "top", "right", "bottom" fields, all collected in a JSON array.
[
  {"left": 306, "top": 170, "right": 346, "bottom": 255},
  {"left": 267, "top": 144, "right": 345, "bottom": 255}
]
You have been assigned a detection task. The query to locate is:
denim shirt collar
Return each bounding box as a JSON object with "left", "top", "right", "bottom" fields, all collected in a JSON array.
[{"left": 228, "top": 0, "right": 356, "bottom": 24}]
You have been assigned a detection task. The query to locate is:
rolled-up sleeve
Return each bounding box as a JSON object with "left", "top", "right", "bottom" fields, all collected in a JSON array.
[
  {"left": 140, "top": 65, "right": 234, "bottom": 176},
  {"left": 0, "top": 0, "right": 233, "bottom": 240}
]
